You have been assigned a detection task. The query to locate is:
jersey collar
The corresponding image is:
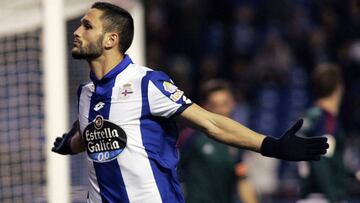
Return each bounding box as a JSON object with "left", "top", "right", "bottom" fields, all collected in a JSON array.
[{"left": 90, "top": 54, "right": 133, "bottom": 85}]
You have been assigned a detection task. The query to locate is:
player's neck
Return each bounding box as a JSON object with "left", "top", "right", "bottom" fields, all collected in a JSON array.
[
  {"left": 315, "top": 94, "right": 341, "bottom": 116},
  {"left": 88, "top": 53, "right": 124, "bottom": 80},
  {"left": 316, "top": 85, "right": 343, "bottom": 116}
]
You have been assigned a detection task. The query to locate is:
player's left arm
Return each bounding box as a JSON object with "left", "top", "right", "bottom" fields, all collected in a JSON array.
[
  {"left": 180, "top": 103, "right": 264, "bottom": 152},
  {"left": 180, "top": 104, "right": 329, "bottom": 161}
]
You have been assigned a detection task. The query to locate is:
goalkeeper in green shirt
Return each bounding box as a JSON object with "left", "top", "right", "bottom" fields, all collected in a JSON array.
[
  {"left": 178, "top": 79, "right": 258, "bottom": 203},
  {"left": 297, "top": 63, "right": 360, "bottom": 203}
]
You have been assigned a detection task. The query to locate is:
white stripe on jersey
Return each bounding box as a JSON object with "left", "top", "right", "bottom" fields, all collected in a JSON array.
[
  {"left": 79, "top": 83, "right": 103, "bottom": 202},
  {"left": 79, "top": 83, "right": 93, "bottom": 133},
  {"left": 87, "top": 160, "right": 102, "bottom": 203},
  {"left": 110, "top": 64, "right": 162, "bottom": 203},
  {"left": 148, "top": 81, "right": 182, "bottom": 118}
]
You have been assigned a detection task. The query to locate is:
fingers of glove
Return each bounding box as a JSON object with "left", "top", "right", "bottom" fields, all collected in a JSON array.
[
  {"left": 306, "top": 142, "right": 329, "bottom": 150},
  {"left": 52, "top": 135, "right": 73, "bottom": 154},
  {"left": 53, "top": 137, "right": 62, "bottom": 147},
  {"left": 52, "top": 143, "right": 61, "bottom": 152},
  {"left": 305, "top": 137, "right": 328, "bottom": 145},
  {"left": 52, "top": 136, "right": 66, "bottom": 150},
  {"left": 55, "top": 137, "right": 63, "bottom": 142},
  {"left": 306, "top": 148, "right": 327, "bottom": 155},
  {"left": 286, "top": 119, "right": 303, "bottom": 135}
]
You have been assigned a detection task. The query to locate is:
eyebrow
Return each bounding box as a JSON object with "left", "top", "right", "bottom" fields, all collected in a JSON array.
[{"left": 80, "top": 18, "right": 93, "bottom": 26}]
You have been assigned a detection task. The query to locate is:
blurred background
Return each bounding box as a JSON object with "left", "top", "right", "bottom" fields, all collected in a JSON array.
[{"left": 0, "top": 0, "right": 359, "bottom": 202}]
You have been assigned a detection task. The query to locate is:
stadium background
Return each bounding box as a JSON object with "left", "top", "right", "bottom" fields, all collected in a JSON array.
[{"left": 0, "top": 0, "right": 359, "bottom": 202}]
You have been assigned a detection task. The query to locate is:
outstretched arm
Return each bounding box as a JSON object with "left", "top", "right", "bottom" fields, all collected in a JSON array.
[
  {"left": 180, "top": 104, "right": 264, "bottom": 152},
  {"left": 180, "top": 104, "right": 328, "bottom": 161},
  {"left": 51, "top": 120, "right": 85, "bottom": 155}
]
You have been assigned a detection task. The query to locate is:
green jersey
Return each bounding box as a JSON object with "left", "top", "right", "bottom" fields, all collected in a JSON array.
[
  {"left": 178, "top": 129, "right": 242, "bottom": 203},
  {"left": 299, "top": 106, "right": 349, "bottom": 203}
]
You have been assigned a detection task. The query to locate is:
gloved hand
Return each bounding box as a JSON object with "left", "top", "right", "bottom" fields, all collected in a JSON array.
[
  {"left": 260, "top": 119, "right": 329, "bottom": 161},
  {"left": 51, "top": 120, "right": 79, "bottom": 155}
]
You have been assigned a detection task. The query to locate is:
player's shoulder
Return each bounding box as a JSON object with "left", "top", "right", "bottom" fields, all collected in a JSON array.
[
  {"left": 148, "top": 70, "right": 171, "bottom": 81},
  {"left": 302, "top": 106, "right": 323, "bottom": 134},
  {"left": 81, "top": 81, "right": 93, "bottom": 88},
  {"left": 306, "top": 106, "right": 322, "bottom": 118},
  {"left": 132, "top": 65, "right": 174, "bottom": 87},
  {"left": 76, "top": 81, "right": 93, "bottom": 98},
  {"left": 304, "top": 106, "right": 324, "bottom": 124},
  {"left": 77, "top": 81, "right": 93, "bottom": 92},
  {"left": 129, "top": 63, "right": 170, "bottom": 80},
  {"left": 141, "top": 68, "right": 172, "bottom": 82}
]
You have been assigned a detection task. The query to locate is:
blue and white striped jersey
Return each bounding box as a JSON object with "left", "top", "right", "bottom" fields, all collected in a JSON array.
[{"left": 77, "top": 55, "right": 192, "bottom": 203}]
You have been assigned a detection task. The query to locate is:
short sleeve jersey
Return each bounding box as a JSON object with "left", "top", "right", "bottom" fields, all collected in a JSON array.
[{"left": 77, "top": 55, "right": 192, "bottom": 203}]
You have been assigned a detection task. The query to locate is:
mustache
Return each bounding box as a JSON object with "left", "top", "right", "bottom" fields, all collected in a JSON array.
[{"left": 73, "top": 38, "right": 82, "bottom": 45}]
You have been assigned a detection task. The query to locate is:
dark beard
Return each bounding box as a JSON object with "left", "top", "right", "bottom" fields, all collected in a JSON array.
[{"left": 72, "top": 35, "right": 104, "bottom": 60}]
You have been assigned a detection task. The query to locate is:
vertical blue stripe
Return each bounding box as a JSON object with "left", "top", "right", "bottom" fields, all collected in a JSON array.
[
  {"left": 93, "top": 160, "right": 129, "bottom": 203},
  {"left": 87, "top": 57, "right": 132, "bottom": 203},
  {"left": 139, "top": 71, "right": 184, "bottom": 203}
]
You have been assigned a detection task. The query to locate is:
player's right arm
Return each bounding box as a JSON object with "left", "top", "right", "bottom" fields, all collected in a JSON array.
[{"left": 51, "top": 120, "right": 85, "bottom": 155}]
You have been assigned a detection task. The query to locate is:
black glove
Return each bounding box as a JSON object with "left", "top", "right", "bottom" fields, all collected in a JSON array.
[
  {"left": 260, "top": 119, "right": 329, "bottom": 161},
  {"left": 51, "top": 120, "right": 79, "bottom": 155}
]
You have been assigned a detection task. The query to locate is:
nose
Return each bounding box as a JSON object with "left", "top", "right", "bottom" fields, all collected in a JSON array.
[{"left": 73, "top": 26, "right": 81, "bottom": 38}]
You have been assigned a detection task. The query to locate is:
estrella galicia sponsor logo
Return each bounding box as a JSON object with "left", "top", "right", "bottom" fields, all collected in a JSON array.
[{"left": 83, "top": 115, "right": 127, "bottom": 162}]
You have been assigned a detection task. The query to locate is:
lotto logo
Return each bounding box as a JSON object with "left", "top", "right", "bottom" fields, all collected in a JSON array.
[{"left": 94, "top": 102, "right": 105, "bottom": 111}]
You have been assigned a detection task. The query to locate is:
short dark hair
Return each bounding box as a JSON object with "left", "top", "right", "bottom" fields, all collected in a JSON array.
[
  {"left": 199, "top": 79, "right": 233, "bottom": 104},
  {"left": 92, "top": 2, "right": 134, "bottom": 54},
  {"left": 312, "top": 63, "right": 343, "bottom": 99}
]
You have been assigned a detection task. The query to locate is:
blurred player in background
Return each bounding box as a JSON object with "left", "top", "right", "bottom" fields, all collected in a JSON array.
[
  {"left": 178, "top": 79, "right": 258, "bottom": 203},
  {"left": 51, "top": 2, "right": 328, "bottom": 203},
  {"left": 297, "top": 63, "right": 360, "bottom": 203}
]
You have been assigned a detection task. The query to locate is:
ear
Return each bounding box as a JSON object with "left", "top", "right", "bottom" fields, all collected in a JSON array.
[{"left": 104, "top": 32, "right": 119, "bottom": 49}]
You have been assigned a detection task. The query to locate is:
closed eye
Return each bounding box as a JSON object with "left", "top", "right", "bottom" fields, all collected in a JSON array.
[
  {"left": 84, "top": 23, "right": 92, "bottom": 30},
  {"left": 81, "top": 19, "right": 93, "bottom": 30}
]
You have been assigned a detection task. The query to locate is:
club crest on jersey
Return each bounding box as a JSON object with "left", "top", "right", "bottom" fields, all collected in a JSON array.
[
  {"left": 162, "top": 81, "right": 187, "bottom": 102},
  {"left": 170, "top": 90, "right": 184, "bottom": 102},
  {"left": 119, "top": 83, "right": 133, "bottom": 99},
  {"left": 94, "top": 115, "right": 104, "bottom": 129},
  {"left": 163, "top": 81, "right": 178, "bottom": 93},
  {"left": 83, "top": 115, "right": 127, "bottom": 162}
]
